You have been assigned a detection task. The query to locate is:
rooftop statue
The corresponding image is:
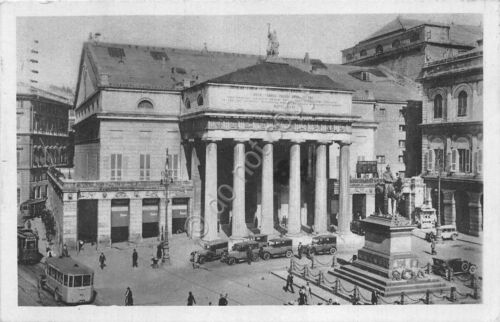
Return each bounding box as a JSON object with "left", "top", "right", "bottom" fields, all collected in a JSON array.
[{"left": 266, "top": 24, "right": 279, "bottom": 57}]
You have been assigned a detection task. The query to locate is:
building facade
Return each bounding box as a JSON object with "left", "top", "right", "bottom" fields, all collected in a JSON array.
[
  {"left": 418, "top": 43, "right": 483, "bottom": 236},
  {"left": 47, "top": 40, "right": 421, "bottom": 249},
  {"left": 341, "top": 17, "right": 482, "bottom": 81},
  {"left": 17, "top": 83, "right": 72, "bottom": 220}
]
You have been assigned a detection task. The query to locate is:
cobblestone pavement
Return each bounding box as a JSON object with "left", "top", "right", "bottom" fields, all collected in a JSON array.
[{"left": 18, "top": 226, "right": 482, "bottom": 306}]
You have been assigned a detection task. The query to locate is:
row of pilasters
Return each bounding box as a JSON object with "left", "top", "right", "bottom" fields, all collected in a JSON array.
[{"left": 198, "top": 139, "right": 351, "bottom": 241}]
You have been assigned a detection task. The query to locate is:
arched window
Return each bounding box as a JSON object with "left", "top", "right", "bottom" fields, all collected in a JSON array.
[
  {"left": 458, "top": 91, "right": 467, "bottom": 116},
  {"left": 392, "top": 39, "right": 400, "bottom": 48},
  {"left": 433, "top": 94, "right": 443, "bottom": 118},
  {"left": 138, "top": 99, "right": 154, "bottom": 109},
  {"left": 197, "top": 94, "right": 204, "bottom": 106},
  {"left": 360, "top": 49, "right": 367, "bottom": 57},
  {"left": 376, "top": 45, "right": 383, "bottom": 54}
]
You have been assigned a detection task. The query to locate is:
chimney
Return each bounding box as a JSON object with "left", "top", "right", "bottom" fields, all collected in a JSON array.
[{"left": 304, "top": 52, "right": 310, "bottom": 64}]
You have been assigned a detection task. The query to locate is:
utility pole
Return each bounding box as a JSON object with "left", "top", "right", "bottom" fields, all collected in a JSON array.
[{"left": 160, "top": 148, "right": 171, "bottom": 264}]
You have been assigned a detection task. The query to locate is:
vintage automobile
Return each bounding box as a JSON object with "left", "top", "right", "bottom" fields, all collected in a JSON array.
[
  {"left": 249, "top": 234, "right": 268, "bottom": 247},
  {"left": 190, "top": 239, "right": 228, "bottom": 264},
  {"left": 259, "top": 238, "right": 293, "bottom": 260},
  {"left": 425, "top": 225, "right": 459, "bottom": 242},
  {"left": 350, "top": 220, "right": 365, "bottom": 236},
  {"left": 221, "top": 241, "right": 260, "bottom": 265},
  {"left": 432, "top": 257, "right": 478, "bottom": 277},
  {"left": 305, "top": 235, "right": 337, "bottom": 255}
]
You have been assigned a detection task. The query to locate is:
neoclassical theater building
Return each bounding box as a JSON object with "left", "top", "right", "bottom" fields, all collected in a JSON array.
[{"left": 47, "top": 37, "right": 422, "bottom": 250}]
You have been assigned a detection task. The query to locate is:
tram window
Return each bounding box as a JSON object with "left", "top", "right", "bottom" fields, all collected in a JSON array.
[
  {"left": 83, "top": 275, "right": 91, "bottom": 286},
  {"left": 57, "top": 271, "right": 63, "bottom": 283},
  {"left": 74, "top": 275, "right": 82, "bottom": 287},
  {"left": 64, "top": 275, "right": 68, "bottom": 286},
  {"left": 26, "top": 241, "right": 36, "bottom": 249},
  {"left": 69, "top": 276, "right": 73, "bottom": 287}
]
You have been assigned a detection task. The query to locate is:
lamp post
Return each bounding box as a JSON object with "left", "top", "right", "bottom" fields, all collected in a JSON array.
[
  {"left": 160, "top": 148, "right": 171, "bottom": 264},
  {"left": 435, "top": 154, "right": 446, "bottom": 242}
]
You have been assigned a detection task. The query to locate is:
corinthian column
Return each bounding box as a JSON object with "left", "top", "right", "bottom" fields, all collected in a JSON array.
[
  {"left": 232, "top": 140, "right": 247, "bottom": 238},
  {"left": 314, "top": 142, "right": 328, "bottom": 233},
  {"left": 288, "top": 141, "right": 302, "bottom": 235},
  {"left": 260, "top": 141, "right": 274, "bottom": 235},
  {"left": 203, "top": 140, "right": 218, "bottom": 241}
]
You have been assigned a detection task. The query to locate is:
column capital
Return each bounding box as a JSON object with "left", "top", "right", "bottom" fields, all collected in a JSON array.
[
  {"left": 202, "top": 137, "right": 222, "bottom": 143},
  {"left": 232, "top": 138, "right": 247, "bottom": 143},
  {"left": 289, "top": 139, "right": 305, "bottom": 144},
  {"left": 335, "top": 140, "right": 352, "bottom": 146}
]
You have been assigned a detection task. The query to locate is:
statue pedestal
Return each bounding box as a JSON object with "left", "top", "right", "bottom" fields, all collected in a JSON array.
[{"left": 330, "top": 214, "right": 446, "bottom": 296}]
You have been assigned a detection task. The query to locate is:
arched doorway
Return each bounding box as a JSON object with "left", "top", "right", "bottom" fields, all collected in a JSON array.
[{"left": 455, "top": 190, "right": 470, "bottom": 234}]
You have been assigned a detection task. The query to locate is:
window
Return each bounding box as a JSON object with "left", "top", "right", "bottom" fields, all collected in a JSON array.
[
  {"left": 376, "top": 45, "right": 383, "bottom": 54},
  {"left": 399, "top": 108, "right": 405, "bottom": 118},
  {"left": 17, "top": 150, "right": 20, "bottom": 166},
  {"left": 107, "top": 47, "right": 125, "bottom": 58},
  {"left": 63, "top": 275, "right": 68, "bottom": 286},
  {"left": 111, "top": 154, "right": 122, "bottom": 181},
  {"left": 361, "top": 71, "right": 370, "bottom": 81},
  {"left": 399, "top": 140, "right": 406, "bottom": 148},
  {"left": 379, "top": 108, "right": 386, "bottom": 116},
  {"left": 140, "top": 154, "right": 151, "bottom": 180},
  {"left": 458, "top": 149, "right": 472, "bottom": 173},
  {"left": 167, "top": 154, "right": 179, "bottom": 180},
  {"left": 376, "top": 155, "right": 385, "bottom": 164},
  {"left": 83, "top": 275, "right": 91, "bottom": 286},
  {"left": 150, "top": 51, "right": 169, "bottom": 61},
  {"left": 74, "top": 275, "right": 82, "bottom": 287},
  {"left": 197, "top": 94, "right": 204, "bottom": 106},
  {"left": 458, "top": 91, "right": 467, "bottom": 116},
  {"left": 138, "top": 100, "right": 153, "bottom": 109},
  {"left": 69, "top": 276, "right": 73, "bottom": 287},
  {"left": 477, "top": 149, "right": 482, "bottom": 174},
  {"left": 360, "top": 49, "right": 367, "bottom": 57},
  {"left": 392, "top": 39, "right": 401, "bottom": 48},
  {"left": 426, "top": 30, "right": 432, "bottom": 40},
  {"left": 434, "top": 94, "right": 443, "bottom": 118},
  {"left": 399, "top": 125, "right": 406, "bottom": 132},
  {"left": 185, "top": 99, "right": 191, "bottom": 109},
  {"left": 17, "top": 188, "right": 20, "bottom": 204},
  {"left": 346, "top": 53, "right": 353, "bottom": 60},
  {"left": 433, "top": 148, "right": 444, "bottom": 171},
  {"left": 398, "top": 155, "right": 404, "bottom": 163}
]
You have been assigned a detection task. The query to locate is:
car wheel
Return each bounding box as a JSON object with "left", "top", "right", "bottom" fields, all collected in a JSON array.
[
  {"left": 263, "top": 252, "right": 271, "bottom": 260},
  {"left": 329, "top": 247, "right": 337, "bottom": 255},
  {"left": 199, "top": 256, "right": 206, "bottom": 264},
  {"left": 469, "top": 264, "right": 477, "bottom": 274},
  {"left": 461, "top": 262, "right": 470, "bottom": 272},
  {"left": 252, "top": 254, "right": 259, "bottom": 262},
  {"left": 285, "top": 250, "right": 293, "bottom": 258},
  {"left": 227, "top": 257, "right": 235, "bottom": 265}
]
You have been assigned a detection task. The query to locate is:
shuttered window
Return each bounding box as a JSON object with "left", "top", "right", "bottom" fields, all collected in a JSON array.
[
  {"left": 140, "top": 154, "right": 151, "bottom": 180},
  {"left": 451, "top": 149, "right": 458, "bottom": 172},
  {"left": 111, "top": 154, "right": 122, "bottom": 181},
  {"left": 458, "top": 149, "right": 471, "bottom": 173}
]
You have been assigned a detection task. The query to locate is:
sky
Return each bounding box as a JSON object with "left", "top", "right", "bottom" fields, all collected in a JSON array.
[{"left": 17, "top": 14, "right": 483, "bottom": 91}]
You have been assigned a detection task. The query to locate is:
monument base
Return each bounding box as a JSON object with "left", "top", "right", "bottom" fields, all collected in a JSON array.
[{"left": 335, "top": 232, "right": 364, "bottom": 252}]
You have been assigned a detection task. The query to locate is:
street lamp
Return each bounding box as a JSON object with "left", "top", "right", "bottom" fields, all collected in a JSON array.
[
  {"left": 435, "top": 153, "right": 448, "bottom": 242},
  {"left": 160, "top": 148, "right": 171, "bottom": 264}
]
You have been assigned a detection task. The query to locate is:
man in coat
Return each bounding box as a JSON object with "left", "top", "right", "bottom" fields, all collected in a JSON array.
[
  {"left": 246, "top": 246, "right": 253, "bottom": 265},
  {"left": 99, "top": 252, "right": 106, "bottom": 270},
  {"left": 125, "top": 287, "right": 133, "bottom": 306},
  {"left": 187, "top": 291, "right": 196, "bottom": 306},
  {"left": 132, "top": 249, "right": 138, "bottom": 267},
  {"left": 284, "top": 272, "right": 295, "bottom": 293},
  {"left": 297, "top": 242, "right": 303, "bottom": 259}
]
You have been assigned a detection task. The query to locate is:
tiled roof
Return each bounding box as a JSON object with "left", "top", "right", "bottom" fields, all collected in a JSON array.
[
  {"left": 205, "top": 61, "right": 351, "bottom": 91},
  {"left": 83, "top": 41, "right": 418, "bottom": 102}
]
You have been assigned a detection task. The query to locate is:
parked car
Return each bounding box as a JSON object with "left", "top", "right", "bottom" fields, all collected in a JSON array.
[
  {"left": 305, "top": 235, "right": 337, "bottom": 255},
  {"left": 425, "top": 225, "right": 459, "bottom": 242},
  {"left": 249, "top": 234, "right": 268, "bottom": 247},
  {"left": 350, "top": 220, "right": 365, "bottom": 236},
  {"left": 190, "top": 239, "right": 228, "bottom": 264},
  {"left": 432, "top": 257, "right": 478, "bottom": 276},
  {"left": 260, "top": 238, "right": 293, "bottom": 260},
  {"left": 221, "top": 241, "right": 260, "bottom": 265}
]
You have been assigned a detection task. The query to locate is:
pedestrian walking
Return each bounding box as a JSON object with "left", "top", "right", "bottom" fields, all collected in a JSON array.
[
  {"left": 305, "top": 282, "right": 312, "bottom": 304},
  {"left": 218, "top": 293, "right": 228, "bottom": 306},
  {"left": 192, "top": 251, "right": 200, "bottom": 269},
  {"left": 62, "top": 244, "right": 69, "bottom": 257},
  {"left": 298, "top": 287, "right": 307, "bottom": 305},
  {"left": 156, "top": 244, "right": 163, "bottom": 260},
  {"left": 431, "top": 239, "right": 437, "bottom": 255},
  {"left": 187, "top": 291, "right": 196, "bottom": 306},
  {"left": 125, "top": 287, "right": 133, "bottom": 306},
  {"left": 78, "top": 240, "right": 84, "bottom": 253},
  {"left": 284, "top": 272, "right": 295, "bottom": 293},
  {"left": 297, "top": 242, "right": 302, "bottom": 259},
  {"left": 371, "top": 290, "right": 379, "bottom": 305},
  {"left": 99, "top": 252, "right": 106, "bottom": 270},
  {"left": 246, "top": 246, "right": 253, "bottom": 265},
  {"left": 132, "top": 249, "right": 138, "bottom": 267}
]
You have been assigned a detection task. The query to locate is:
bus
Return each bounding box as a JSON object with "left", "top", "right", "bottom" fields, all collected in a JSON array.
[
  {"left": 17, "top": 228, "right": 40, "bottom": 264},
  {"left": 40, "top": 257, "right": 96, "bottom": 304}
]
